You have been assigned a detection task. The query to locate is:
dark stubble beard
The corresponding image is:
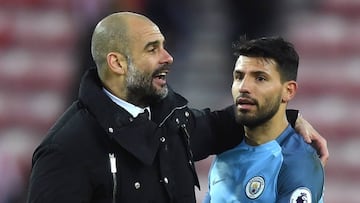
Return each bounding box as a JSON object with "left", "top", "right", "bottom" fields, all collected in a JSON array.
[
  {"left": 235, "top": 93, "right": 282, "bottom": 128},
  {"left": 125, "top": 60, "right": 168, "bottom": 107}
]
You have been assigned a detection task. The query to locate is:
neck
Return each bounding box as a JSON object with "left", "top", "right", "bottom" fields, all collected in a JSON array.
[
  {"left": 102, "top": 76, "right": 129, "bottom": 103},
  {"left": 244, "top": 110, "right": 289, "bottom": 146}
]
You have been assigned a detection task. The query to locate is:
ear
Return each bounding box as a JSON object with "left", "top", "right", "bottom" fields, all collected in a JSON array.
[
  {"left": 106, "top": 52, "right": 127, "bottom": 75},
  {"left": 282, "top": 81, "right": 297, "bottom": 103}
]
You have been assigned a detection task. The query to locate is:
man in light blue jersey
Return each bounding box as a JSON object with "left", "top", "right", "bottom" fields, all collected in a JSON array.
[{"left": 204, "top": 36, "right": 324, "bottom": 203}]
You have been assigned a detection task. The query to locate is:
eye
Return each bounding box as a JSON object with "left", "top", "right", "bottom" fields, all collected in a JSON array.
[
  {"left": 256, "top": 76, "right": 266, "bottom": 81},
  {"left": 148, "top": 47, "right": 156, "bottom": 52},
  {"left": 233, "top": 72, "right": 244, "bottom": 80}
]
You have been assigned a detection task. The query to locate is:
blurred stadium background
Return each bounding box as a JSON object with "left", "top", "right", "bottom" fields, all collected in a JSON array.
[{"left": 0, "top": 0, "right": 359, "bottom": 202}]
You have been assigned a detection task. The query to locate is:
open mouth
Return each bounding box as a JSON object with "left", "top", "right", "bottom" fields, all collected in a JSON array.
[
  {"left": 154, "top": 71, "right": 168, "bottom": 80},
  {"left": 153, "top": 69, "right": 169, "bottom": 87}
]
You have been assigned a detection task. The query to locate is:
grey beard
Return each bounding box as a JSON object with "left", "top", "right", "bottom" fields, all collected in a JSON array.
[{"left": 126, "top": 62, "right": 168, "bottom": 106}]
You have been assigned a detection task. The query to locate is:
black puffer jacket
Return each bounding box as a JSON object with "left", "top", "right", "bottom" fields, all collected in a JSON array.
[
  {"left": 26, "top": 68, "right": 213, "bottom": 203},
  {"left": 27, "top": 68, "right": 298, "bottom": 203}
]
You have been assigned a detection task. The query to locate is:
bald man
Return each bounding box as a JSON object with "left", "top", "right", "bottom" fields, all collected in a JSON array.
[{"left": 26, "top": 12, "right": 328, "bottom": 203}]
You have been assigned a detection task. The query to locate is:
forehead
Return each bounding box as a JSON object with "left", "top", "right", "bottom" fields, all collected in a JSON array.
[
  {"left": 128, "top": 18, "right": 165, "bottom": 49},
  {"left": 235, "top": 55, "right": 277, "bottom": 72}
]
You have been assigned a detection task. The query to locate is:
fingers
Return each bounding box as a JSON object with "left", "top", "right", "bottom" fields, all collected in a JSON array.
[
  {"left": 296, "top": 114, "right": 329, "bottom": 166},
  {"left": 317, "top": 136, "right": 329, "bottom": 167},
  {"left": 310, "top": 128, "right": 329, "bottom": 166},
  {"left": 295, "top": 115, "right": 312, "bottom": 143},
  {"left": 302, "top": 131, "right": 312, "bottom": 144},
  {"left": 320, "top": 152, "right": 329, "bottom": 166},
  {"left": 310, "top": 134, "right": 329, "bottom": 167}
]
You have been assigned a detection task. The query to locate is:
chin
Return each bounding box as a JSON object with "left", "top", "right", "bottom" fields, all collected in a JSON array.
[{"left": 157, "top": 86, "right": 168, "bottom": 99}]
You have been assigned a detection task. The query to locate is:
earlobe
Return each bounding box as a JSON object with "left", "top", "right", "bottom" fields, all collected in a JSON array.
[
  {"left": 282, "top": 81, "right": 297, "bottom": 102},
  {"left": 107, "top": 52, "right": 127, "bottom": 75}
]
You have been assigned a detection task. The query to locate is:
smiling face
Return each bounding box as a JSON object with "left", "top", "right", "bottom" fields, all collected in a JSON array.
[
  {"left": 232, "top": 55, "right": 285, "bottom": 127},
  {"left": 124, "top": 16, "right": 174, "bottom": 106}
]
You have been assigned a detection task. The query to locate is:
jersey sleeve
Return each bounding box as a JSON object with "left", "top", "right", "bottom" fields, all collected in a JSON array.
[{"left": 276, "top": 148, "right": 324, "bottom": 203}]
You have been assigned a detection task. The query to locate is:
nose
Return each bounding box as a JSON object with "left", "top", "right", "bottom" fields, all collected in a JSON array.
[
  {"left": 161, "top": 49, "right": 174, "bottom": 64},
  {"left": 234, "top": 77, "right": 251, "bottom": 94}
]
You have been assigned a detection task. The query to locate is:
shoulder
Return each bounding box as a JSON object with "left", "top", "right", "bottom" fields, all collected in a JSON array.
[
  {"left": 47, "top": 102, "right": 94, "bottom": 141},
  {"left": 278, "top": 127, "right": 317, "bottom": 156},
  {"left": 277, "top": 129, "right": 324, "bottom": 202},
  {"left": 279, "top": 147, "right": 324, "bottom": 185},
  {"left": 279, "top": 129, "right": 323, "bottom": 183},
  {"left": 35, "top": 101, "right": 102, "bottom": 158}
]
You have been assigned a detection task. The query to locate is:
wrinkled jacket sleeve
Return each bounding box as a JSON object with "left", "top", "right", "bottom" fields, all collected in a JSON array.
[
  {"left": 27, "top": 144, "right": 92, "bottom": 203},
  {"left": 190, "top": 105, "right": 244, "bottom": 161}
]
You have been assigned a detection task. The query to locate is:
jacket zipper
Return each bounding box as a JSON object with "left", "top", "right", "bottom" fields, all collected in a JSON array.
[
  {"left": 180, "top": 124, "right": 200, "bottom": 189},
  {"left": 109, "top": 153, "right": 117, "bottom": 203}
]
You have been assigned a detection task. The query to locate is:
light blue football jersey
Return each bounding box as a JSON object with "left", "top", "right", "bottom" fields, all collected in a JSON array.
[{"left": 205, "top": 125, "right": 324, "bottom": 203}]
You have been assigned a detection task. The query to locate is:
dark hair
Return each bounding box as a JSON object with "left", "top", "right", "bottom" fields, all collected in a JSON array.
[{"left": 233, "top": 36, "right": 299, "bottom": 82}]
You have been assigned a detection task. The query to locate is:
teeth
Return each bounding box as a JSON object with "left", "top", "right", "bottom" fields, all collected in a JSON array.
[
  {"left": 154, "top": 69, "right": 169, "bottom": 79},
  {"left": 155, "top": 72, "right": 167, "bottom": 78}
]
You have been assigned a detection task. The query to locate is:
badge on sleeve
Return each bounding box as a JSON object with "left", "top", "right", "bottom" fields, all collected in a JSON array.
[
  {"left": 245, "top": 176, "right": 265, "bottom": 199},
  {"left": 290, "top": 187, "right": 311, "bottom": 203}
]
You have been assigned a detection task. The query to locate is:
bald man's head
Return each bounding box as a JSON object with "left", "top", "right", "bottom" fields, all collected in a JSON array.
[{"left": 91, "top": 12, "right": 152, "bottom": 73}]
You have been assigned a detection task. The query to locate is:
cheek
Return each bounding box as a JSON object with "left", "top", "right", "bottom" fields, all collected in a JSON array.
[
  {"left": 265, "top": 89, "right": 283, "bottom": 103},
  {"left": 134, "top": 57, "right": 152, "bottom": 70},
  {"left": 231, "top": 83, "right": 238, "bottom": 100}
]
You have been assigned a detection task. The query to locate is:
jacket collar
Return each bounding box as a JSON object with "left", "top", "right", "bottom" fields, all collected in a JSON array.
[
  {"left": 150, "top": 85, "right": 189, "bottom": 125},
  {"left": 78, "top": 68, "right": 159, "bottom": 165}
]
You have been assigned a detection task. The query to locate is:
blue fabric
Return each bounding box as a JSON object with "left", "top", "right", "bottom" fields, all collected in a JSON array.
[{"left": 205, "top": 125, "right": 324, "bottom": 203}]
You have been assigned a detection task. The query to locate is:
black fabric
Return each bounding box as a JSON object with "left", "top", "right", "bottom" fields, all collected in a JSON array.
[
  {"left": 27, "top": 68, "right": 299, "bottom": 203},
  {"left": 140, "top": 109, "right": 150, "bottom": 120},
  {"left": 27, "top": 68, "right": 199, "bottom": 203}
]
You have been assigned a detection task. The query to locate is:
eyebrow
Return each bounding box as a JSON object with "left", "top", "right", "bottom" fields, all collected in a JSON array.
[
  {"left": 144, "top": 40, "right": 164, "bottom": 50},
  {"left": 233, "top": 69, "right": 268, "bottom": 76}
]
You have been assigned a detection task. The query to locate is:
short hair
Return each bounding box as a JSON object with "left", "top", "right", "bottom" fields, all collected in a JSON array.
[
  {"left": 233, "top": 36, "right": 299, "bottom": 82},
  {"left": 91, "top": 13, "right": 130, "bottom": 70}
]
